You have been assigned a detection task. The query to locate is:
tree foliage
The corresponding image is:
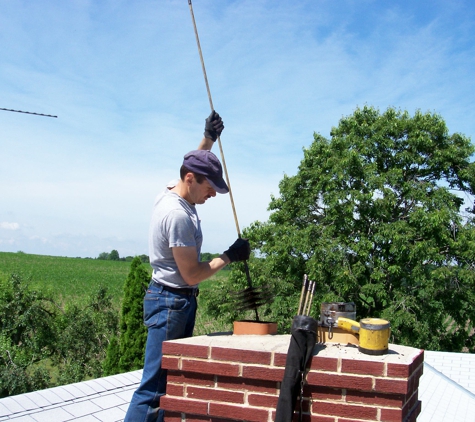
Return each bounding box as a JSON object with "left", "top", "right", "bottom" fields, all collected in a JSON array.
[
  {"left": 104, "top": 257, "right": 149, "bottom": 375},
  {"left": 0, "top": 274, "right": 118, "bottom": 397},
  {"left": 205, "top": 106, "right": 475, "bottom": 352}
]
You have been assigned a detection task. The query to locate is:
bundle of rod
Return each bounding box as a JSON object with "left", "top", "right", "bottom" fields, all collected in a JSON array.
[
  {"left": 297, "top": 275, "right": 316, "bottom": 316},
  {"left": 189, "top": 0, "right": 273, "bottom": 322}
]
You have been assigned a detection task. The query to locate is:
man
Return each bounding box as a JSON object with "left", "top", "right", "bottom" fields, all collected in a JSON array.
[{"left": 124, "top": 111, "right": 250, "bottom": 422}]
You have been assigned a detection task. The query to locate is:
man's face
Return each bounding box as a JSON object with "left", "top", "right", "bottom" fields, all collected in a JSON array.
[{"left": 190, "top": 176, "right": 216, "bottom": 205}]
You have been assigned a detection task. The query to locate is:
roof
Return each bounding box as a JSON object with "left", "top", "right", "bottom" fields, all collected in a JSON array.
[
  {"left": 418, "top": 351, "right": 475, "bottom": 422},
  {"left": 0, "top": 371, "right": 142, "bottom": 422},
  {"left": 0, "top": 350, "right": 474, "bottom": 422}
]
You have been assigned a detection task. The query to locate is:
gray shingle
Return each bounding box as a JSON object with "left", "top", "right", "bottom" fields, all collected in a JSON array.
[
  {"left": 61, "top": 401, "right": 102, "bottom": 418},
  {"left": 90, "top": 394, "right": 126, "bottom": 411},
  {"left": 29, "top": 406, "right": 76, "bottom": 422},
  {"left": 424, "top": 350, "right": 475, "bottom": 395},
  {"left": 418, "top": 362, "right": 475, "bottom": 422}
]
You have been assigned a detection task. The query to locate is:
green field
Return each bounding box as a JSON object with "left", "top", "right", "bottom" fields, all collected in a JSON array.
[
  {"left": 0, "top": 251, "right": 230, "bottom": 334},
  {"left": 0, "top": 252, "right": 134, "bottom": 306}
]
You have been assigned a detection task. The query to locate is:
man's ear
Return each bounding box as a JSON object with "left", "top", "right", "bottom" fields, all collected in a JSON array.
[{"left": 184, "top": 172, "right": 194, "bottom": 185}]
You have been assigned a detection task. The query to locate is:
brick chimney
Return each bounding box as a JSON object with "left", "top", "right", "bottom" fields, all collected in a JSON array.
[{"left": 160, "top": 334, "right": 423, "bottom": 422}]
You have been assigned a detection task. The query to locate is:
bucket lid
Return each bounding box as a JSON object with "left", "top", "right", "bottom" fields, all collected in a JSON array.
[{"left": 360, "top": 318, "right": 390, "bottom": 330}]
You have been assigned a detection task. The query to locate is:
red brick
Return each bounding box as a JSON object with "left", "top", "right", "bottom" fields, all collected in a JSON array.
[
  {"left": 168, "top": 371, "right": 215, "bottom": 387},
  {"left": 247, "top": 392, "right": 279, "bottom": 408},
  {"left": 345, "top": 390, "right": 405, "bottom": 407},
  {"left": 396, "top": 391, "right": 419, "bottom": 420},
  {"left": 187, "top": 386, "right": 245, "bottom": 404},
  {"left": 182, "top": 359, "right": 240, "bottom": 377},
  {"left": 175, "top": 415, "right": 233, "bottom": 422},
  {"left": 167, "top": 371, "right": 186, "bottom": 384},
  {"left": 242, "top": 364, "right": 285, "bottom": 381},
  {"left": 270, "top": 410, "right": 334, "bottom": 422},
  {"left": 308, "top": 385, "right": 343, "bottom": 401},
  {"left": 166, "top": 383, "right": 184, "bottom": 397},
  {"left": 410, "top": 350, "right": 424, "bottom": 371},
  {"left": 313, "top": 401, "right": 378, "bottom": 420},
  {"left": 307, "top": 372, "right": 373, "bottom": 391},
  {"left": 217, "top": 376, "right": 279, "bottom": 394},
  {"left": 380, "top": 407, "right": 403, "bottom": 422},
  {"left": 387, "top": 350, "right": 423, "bottom": 378},
  {"left": 374, "top": 378, "right": 409, "bottom": 395},
  {"left": 211, "top": 347, "right": 272, "bottom": 365},
  {"left": 209, "top": 402, "right": 270, "bottom": 422},
  {"left": 405, "top": 400, "right": 422, "bottom": 422},
  {"left": 386, "top": 362, "right": 410, "bottom": 378},
  {"left": 308, "top": 356, "right": 339, "bottom": 372},
  {"left": 162, "top": 356, "right": 180, "bottom": 371},
  {"left": 163, "top": 411, "right": 182, "bottom": 421},
  {"left": 274, "top": 352, "right": 288, "bottom": 367},
  {"left": 163, "top": 342, "right": 210, "bottom": 359},
  {"left": 341, "top": 359, "right": 384, "bottom": 376},
  {"left": 308, "top": 416, "right": 335, "bottom": 422},
  {"left": 160, "top": 396, "right": 208, "bottom": 415}
]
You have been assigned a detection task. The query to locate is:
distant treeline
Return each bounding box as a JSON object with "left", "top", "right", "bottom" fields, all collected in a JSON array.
[
  {"left": 95, "top": 250, "right": 227, "bottom": 268},
  {"left": 96, "top": 249, "right": 149, "bottom": 263}
]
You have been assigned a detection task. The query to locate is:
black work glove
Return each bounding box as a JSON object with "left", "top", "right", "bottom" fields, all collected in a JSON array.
[
  {"left": 224, "top": 238, "right": 251, "bottom": 263},
  {"left": 204, "top": 110, "right": 224, "bottom": 142}
]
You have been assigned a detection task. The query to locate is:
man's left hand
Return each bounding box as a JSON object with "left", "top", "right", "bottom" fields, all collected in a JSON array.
[{"left": 204, "top": 110, "right": 224, "bottom": 142}]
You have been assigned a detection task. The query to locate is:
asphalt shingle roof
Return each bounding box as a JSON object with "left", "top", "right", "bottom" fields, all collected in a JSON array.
[{"left": 0, "top": 371, "right": 141, "bottom": 422}]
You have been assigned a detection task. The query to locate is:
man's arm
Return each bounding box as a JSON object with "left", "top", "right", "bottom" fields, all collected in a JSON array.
[
  {"left": 172, "top": 238, "right": 251, "bottom": 286},
  {"left": 172, "top": 246, "right": 230, "bottom": 286},
  {"left": 198, "top": 137, "right": 215, "bottom": 151}
]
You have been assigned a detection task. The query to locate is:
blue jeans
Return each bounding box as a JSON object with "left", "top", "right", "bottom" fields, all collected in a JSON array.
[{"left": 124, "top": 282, "right": 197, "bottom": 422}]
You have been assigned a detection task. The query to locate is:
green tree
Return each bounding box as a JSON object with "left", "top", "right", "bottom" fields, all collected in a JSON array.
[
  {"left": 108, "top": 257, "right": 149, "bottom": 373},
  {"left": 109, "top": 250, "right": 120, "bottom": 261},
  {"left": 0, "top": 274, "right": 119, "bottom": 396},
  {"left": 53, "top": 286, "right": 119, "bottom": 384},
  {"left": 0, "top": 274, "right": 56, "bottom": 397},
  {"left": 207, "top": 106, "right": 475, "bottom": 352}
]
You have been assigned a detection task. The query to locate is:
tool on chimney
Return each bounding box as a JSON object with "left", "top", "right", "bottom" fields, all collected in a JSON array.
[
  {"left": 297, "top": 274, "right": 316, "bottom": 316},
  {"left": 188, "top": 0, "right": 271, "bottom": 321}
]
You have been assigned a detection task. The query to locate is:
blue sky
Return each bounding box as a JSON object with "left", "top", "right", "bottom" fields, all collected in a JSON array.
[{"left": 1, "top": 0, "right": 474, "bottom": 258}]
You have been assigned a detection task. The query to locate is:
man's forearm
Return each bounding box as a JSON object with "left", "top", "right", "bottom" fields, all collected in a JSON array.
[
  {"left": 183, "top": 254, "right": 230, "bottom": 286},
  {"left": 197, "top": 137, "right": 215, "bottom": 151}
]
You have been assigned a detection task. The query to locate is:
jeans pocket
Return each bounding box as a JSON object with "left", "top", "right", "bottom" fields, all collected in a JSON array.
[{"left": 143, "top": 286, "right": 191, "bottom": 327}]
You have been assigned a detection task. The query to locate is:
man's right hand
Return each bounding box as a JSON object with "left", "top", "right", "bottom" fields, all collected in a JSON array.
[
  {"left": 224, "top": 238, "right": 251, "bottom": 263},
  {"left": 204, "top": 110, "right": 224, "bottom": 142}
]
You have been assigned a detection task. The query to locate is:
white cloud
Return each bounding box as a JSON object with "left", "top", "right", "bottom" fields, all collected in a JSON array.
[{"left": 0, "top": 222, "right": 20, "bottom": 230}]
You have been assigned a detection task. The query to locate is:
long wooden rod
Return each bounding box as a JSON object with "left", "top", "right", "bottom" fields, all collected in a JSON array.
[{"left": 188, "top": 0, "right": 241, "bottom": 238}]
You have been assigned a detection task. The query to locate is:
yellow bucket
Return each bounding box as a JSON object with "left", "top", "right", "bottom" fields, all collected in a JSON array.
[{"left": 337, "top": 317, "right": 391, "bottom": 355}]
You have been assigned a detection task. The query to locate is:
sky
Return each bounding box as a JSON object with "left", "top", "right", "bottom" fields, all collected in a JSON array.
[{"left": 1, "top": 0, "right": 474, "bottom": 259}]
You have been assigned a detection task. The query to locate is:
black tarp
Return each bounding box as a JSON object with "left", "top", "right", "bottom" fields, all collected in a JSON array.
[{"left": 274, "top": 315, "right": 318, "bottom": 422}]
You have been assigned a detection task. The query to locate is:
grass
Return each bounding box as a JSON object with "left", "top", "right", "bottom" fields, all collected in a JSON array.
[
  {"left": 0, "top": 251, "right": 133, "bottom": 307},
  {"left": 0, "top": 251, "right": 232, "bottom": 334}
]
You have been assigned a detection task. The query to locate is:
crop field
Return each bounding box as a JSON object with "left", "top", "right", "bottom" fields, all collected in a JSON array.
[
  {"left": 0, "top": 251, "right": 230, "bottom": 333},
  {"left": 0, "top": 252, "right": 139, "bottom": 307}
]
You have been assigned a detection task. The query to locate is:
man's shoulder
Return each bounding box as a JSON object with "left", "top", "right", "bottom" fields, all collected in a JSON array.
[{"left": 154, "top": 191, "right": 194, "bottom": 215}]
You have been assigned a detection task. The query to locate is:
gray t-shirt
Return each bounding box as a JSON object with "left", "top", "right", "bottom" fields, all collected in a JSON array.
[{"left": 149, "top": 188, "right": 203, "bottom": 288}]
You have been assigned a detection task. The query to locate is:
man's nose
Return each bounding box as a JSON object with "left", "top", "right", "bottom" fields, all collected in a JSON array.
[{"left": 209, "top": 188, "right": 217, "bottom": 197}]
